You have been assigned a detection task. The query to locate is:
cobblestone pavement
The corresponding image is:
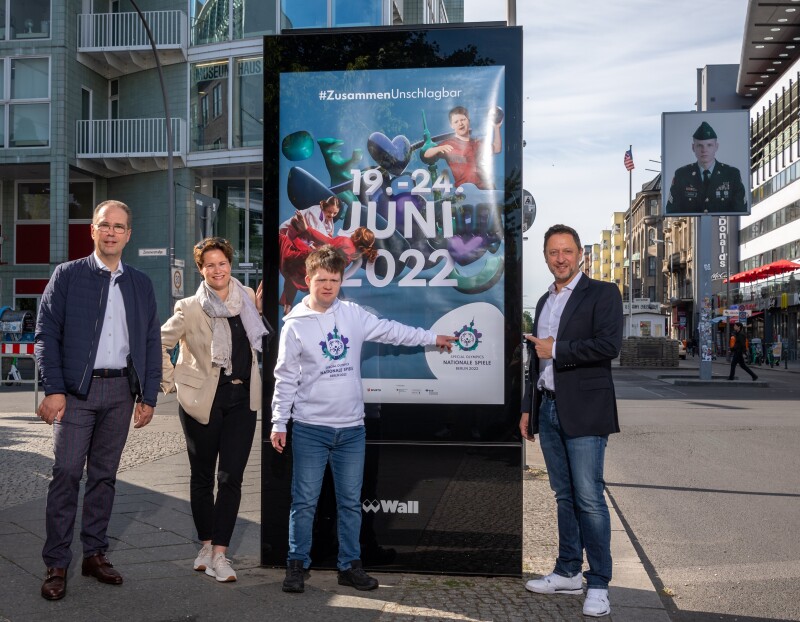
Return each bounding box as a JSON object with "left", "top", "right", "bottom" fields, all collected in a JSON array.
[
  {"left": 0, "top": 410, "right": 186, "bottom": 511},
  {"left": 0, "top": 389, "right": 665, "bottom": 621}
]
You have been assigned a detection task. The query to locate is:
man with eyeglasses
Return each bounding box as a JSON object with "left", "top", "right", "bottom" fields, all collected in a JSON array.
[{"left": 35, "top": 199, "right": 161, "bottom": 601}]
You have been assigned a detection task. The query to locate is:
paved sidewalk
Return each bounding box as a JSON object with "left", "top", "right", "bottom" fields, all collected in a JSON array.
[{"left": 0, "top": 389, "right": 667, "bottom": 622}]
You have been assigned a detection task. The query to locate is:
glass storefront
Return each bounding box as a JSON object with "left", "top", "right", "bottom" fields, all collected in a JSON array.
[{"left": 213, "top": 178, "right": 263, "bottom": 289}]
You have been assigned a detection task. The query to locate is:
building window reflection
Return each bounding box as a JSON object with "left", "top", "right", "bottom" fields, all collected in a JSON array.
[
  {"left": 213, "top": 178, "right": 263, "bottom": 288},
  {"left": 281, "top": 0, "right": 326, "bottom": 29},
  {"left": 192, "top": 0, "right": 277, "bottom": 45},
  {"left": 192, "top": 61, "right": 228, "bottom": 151},
  {"left": 233, "top": 56, "right": 262, "bottom": 148}
]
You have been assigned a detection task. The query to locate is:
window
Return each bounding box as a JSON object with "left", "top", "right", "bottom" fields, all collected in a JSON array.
[
  {"left": 15, "top": 180, "right": 94, "bottom": 264},
  {"left": 192, "top": 0, "right": 276, "bottom": 45},
  {"left": 212, "top": 178, "right": 263, "bottom": 289},
  {"left": 0, "top": 56, "right": 50, "bottom": 147},
  {"left": 68, "top": 182, "right": 94, "bottom": 220},
  {"left": 212, "top": 83, "right": 222, "bottom": 119},
  {"left": 191, "top": 0, "right": 229, "bottom": 45},
  {"left": 17, "top": 181, "right": 48, "bottom": 220},
  {"left": 281, "top": 0, "right": 383, "bottom": 29},
  {"left": 648, "top": 256, "right": 657, "bottom": 276},
  {"left": 192, "top": 61, "right": 228, "bottom": 151},
  {"left": 234, "top": 0, "right": 277, "bottom": 39},
  {"left": 233, "top": 56, "right": 262, "bottom": 148},
  {"left": 332, "top": 0, "right": 381, "bottom": 27},
  {"left": 282, "top": 0, "right": 326, "bottom": 29},
  {"left": 6, "top": 0, "right": 50, "bottom": 40}
]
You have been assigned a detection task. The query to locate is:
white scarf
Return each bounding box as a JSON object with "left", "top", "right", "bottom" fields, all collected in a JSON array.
[{"left": 197, "top": 277, "right": 268, "bottom": 376}]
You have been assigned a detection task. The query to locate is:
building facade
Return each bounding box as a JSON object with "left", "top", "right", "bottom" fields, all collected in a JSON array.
[
  {"left": 739, "top": 59, "right": 800, "bottom": 353},
  {"left": 0, "top": 0, "right": 463, "bottom": 321}
]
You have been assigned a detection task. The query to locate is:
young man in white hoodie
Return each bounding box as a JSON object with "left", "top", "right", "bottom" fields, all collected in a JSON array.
[{"left": 271, "top": 245, "right": 454, "bottom": 593}]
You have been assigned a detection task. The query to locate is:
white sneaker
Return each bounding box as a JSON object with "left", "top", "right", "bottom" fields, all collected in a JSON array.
[
  {"left": 205, "top": 552, "right": 237, "bottom": 582},
  {"left": 193, "top": 544, "right": 213, "bottom": 571},
  {"left": 525, "top": 571, "right": 583, "bottom": 594},
  {"left": 583, "top": 588, "right": 611, "bottom": 617}
]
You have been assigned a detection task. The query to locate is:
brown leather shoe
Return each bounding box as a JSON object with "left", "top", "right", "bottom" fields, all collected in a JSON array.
[
  {"left": 81, "top": 553, "right": 123, "bottom": 585},
  {"left": 41, "top": 567, "right": 67, "bottom": 600}
]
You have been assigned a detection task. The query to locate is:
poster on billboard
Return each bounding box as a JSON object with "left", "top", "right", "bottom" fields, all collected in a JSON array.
[
  {"left": 264, "top": 26, "right": 522, "bottom": 408},
  {"left": 662, "top": 110, "right": 751, "bottom": 217}
]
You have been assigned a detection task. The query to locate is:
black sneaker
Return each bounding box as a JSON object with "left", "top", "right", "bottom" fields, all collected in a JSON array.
[
  {"left": 282, "top": 559, "right": 305, "bottom": 593},
  {"left": 337, "top": 560, "right": 379, "bottom": 591}
]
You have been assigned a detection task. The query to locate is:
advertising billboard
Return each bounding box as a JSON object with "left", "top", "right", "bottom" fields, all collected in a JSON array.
[
  {"left": 261, "top": 23, "right": 524, "bottom": 575},
  {"left": 265, "top": 25, "right": 523, "bottom": 415},
  {"left": 662, "top": 110, "right": 751, "bottom": 217}
]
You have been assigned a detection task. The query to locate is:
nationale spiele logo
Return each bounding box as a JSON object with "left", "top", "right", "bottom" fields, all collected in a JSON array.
[
  {"left": 319, "top": 326, "right": 349, "bottom": 361},
  {"left": 454, "top": 318, "right": 482, "bottom": 352},
  {"left": 362, "top": 499, "right": 419, "bottom": 514}
]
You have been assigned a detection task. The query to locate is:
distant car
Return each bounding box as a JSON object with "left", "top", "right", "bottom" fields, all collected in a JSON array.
[{"left": 677, "top": 341, "right": 687, "bottom": 359}]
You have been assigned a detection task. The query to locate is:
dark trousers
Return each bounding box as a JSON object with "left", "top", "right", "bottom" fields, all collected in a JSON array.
[
  {"left": 43, "top": 377, "right": 134, "bottom": 568},
  {"left": 179, "top": 383, "right": 256, "bottom": 547},
  {"left": 729, "top": 351, "right": 757, "bottom": 380}
]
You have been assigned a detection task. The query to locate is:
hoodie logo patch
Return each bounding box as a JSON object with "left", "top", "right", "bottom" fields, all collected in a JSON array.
[{"left": 320, "top": 326, "right": 349, "bottom": 361}]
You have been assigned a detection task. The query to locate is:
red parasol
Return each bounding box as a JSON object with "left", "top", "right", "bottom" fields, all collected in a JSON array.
[{"left": 725, "top": 259, "right": 800, "bottom": 284}]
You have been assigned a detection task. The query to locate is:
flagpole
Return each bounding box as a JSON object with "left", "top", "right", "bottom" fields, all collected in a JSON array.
[{"left": 628, "top": 144, "right": 633, "bottom": 337}]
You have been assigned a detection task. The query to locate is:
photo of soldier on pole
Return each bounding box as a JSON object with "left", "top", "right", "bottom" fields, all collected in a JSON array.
[{"left": 663, "top": 111, "right": 750, "bottom": 217}]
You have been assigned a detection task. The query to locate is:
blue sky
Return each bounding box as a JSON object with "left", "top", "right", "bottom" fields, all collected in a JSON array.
[{"left": 464, "top": 1, "right": 749, "bottom": 301}]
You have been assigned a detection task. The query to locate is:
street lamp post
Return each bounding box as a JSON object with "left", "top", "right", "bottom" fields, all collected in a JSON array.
[{"left": 129, "top": 0, "right": 175, "bottom": 308}]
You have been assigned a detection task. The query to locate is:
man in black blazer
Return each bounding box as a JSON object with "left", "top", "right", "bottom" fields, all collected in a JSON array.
[{"left": 519, "top": 224, "right": 623, "bottom": 618}]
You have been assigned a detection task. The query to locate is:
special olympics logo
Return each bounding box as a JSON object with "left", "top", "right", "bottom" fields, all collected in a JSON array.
[
  {"left": 454, "top": 319, "right": 482, "bottom": 352},
  {"left": 319, "top": 326, "right": 349, "bottom": 361}
]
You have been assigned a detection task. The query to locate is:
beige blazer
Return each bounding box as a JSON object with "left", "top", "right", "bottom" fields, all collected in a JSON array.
[{"left": 160, "top": 288, "right": 262, "bottom": 424}]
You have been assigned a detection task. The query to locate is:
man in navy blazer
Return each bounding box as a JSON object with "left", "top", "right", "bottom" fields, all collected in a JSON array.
[{"left": 519, "top": 224, "right": 623, "bottom": 618}]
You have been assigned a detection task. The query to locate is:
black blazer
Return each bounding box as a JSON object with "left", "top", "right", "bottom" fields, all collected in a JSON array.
[{"left": 522, "top": 275, "right": 623, "bottom": 437}]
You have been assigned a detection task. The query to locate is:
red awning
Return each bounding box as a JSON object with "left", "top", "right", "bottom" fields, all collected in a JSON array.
[{"left": 725, "top": 260, "right": 800, "bottom": 284}]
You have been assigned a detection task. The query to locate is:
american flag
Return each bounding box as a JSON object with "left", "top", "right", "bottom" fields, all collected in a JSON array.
[{"left": 624, "top": 149, "right": 635, "bottom": 171}]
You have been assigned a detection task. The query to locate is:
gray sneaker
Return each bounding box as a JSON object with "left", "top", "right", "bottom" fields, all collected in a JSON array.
[
  {"left": 205, "top": 552, "right": 237, "bottom": 582},
  {"left": 193, "top": 543, "right": 213, "bottom": 571},
  {"left": 337, "top": 560, "right": 378, "bottom": 591}
]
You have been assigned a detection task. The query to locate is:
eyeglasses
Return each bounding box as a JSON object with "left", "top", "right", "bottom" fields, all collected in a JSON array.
[
  {"left": 94, "top": 222, "right": 128, "bottom": 234},
  {"left": 195, "top": 237, "right": 228, "bottom": 249}
]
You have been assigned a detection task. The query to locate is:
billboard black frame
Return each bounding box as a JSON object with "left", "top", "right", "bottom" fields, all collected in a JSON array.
[{"left": 261, "top": 22, "right": 524, "bottom": 576}]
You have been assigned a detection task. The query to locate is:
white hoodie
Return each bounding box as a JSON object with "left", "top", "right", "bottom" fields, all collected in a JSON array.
[{"left": 271, "top": 297, "right": 437, "bottom": 432}]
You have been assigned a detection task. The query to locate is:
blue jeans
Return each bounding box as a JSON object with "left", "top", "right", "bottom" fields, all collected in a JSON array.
[
  {"left": 288, "top": 422, "right": 365, "bottom": 571},
  {"left": 538, "top": 396, "right": 612, "bottom": 589}
]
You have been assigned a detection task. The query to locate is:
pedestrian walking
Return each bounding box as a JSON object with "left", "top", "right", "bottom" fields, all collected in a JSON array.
[{"left": 728, "top": 322, "right": 757, "bottom": 381}]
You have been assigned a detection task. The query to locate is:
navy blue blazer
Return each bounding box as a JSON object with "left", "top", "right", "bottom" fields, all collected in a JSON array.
[{"left": 522, "top": 274, "right": 623, "bottom": 437}]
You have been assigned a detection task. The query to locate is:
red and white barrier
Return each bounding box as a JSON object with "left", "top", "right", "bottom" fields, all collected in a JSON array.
[{"left": 1, "top": 343, "right": 34, "bottom": 355}]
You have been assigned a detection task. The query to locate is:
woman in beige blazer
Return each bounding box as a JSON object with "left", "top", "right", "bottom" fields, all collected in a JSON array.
[{"left": 161, "top": 237, "right": 268, "bottom": 583}]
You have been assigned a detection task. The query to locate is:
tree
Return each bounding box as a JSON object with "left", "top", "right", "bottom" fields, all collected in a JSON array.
[{"left": 522, "top": 310, "right": 533, "bottom": 334}]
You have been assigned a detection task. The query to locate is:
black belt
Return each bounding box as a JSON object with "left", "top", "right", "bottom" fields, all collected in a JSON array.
[
  {"left": 539, "top": 387, "right": 556, "bottom": 400},
  {"left": 92, "top": 368, "right": 128, "bottom": 378}
]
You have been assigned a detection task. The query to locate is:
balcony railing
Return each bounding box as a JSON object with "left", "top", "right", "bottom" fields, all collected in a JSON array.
[
  {"left": 78, "top": 10, "right": 186, "bottom": 49},
  {"left": 77, "top": 11, "right": 187, "bottom": 77},
  {"left": 76, "top": 118, "right": 187, "bottom": 172}
]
